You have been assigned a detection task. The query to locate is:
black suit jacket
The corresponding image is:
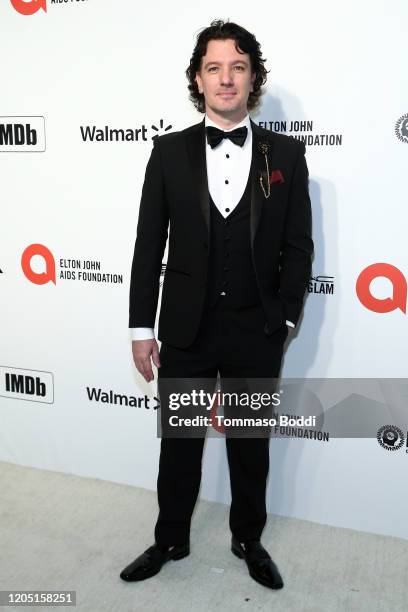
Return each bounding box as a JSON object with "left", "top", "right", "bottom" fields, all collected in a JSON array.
[{"left": 129, "top": 117, "right": 313, "bottom": 348}]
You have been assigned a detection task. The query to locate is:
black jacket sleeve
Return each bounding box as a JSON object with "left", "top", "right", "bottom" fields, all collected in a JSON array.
[
  {"left": 129, "top": 138, "right": 169, "bottom": 328},
  {"left": 279, "top": 142, "right": 314, "bottom": 325}
]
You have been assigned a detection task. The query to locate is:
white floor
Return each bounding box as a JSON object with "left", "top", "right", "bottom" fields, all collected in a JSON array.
[{"left": 1, "top": 460, "right": 407, "bottom": 612}]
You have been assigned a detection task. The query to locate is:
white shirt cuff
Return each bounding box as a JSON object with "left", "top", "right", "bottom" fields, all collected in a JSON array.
[
  {"left": 131, "top": 327, "right": 155, "bottom": 341},
  {"left": 285, "top": 320, "right": 295, "bottom": 328}
]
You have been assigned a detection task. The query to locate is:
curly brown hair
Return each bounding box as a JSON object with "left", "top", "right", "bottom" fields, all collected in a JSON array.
[{"left": 186, "top": 19, "right": 269, "bottom": 113}]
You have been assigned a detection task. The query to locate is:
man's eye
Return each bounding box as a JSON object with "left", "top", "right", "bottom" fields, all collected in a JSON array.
[
  {"left": 208, "top": 67, "right": 218, "bottom": 72},
  {"left": 235, "top": 65, "right": 245, "bottom": 71}
]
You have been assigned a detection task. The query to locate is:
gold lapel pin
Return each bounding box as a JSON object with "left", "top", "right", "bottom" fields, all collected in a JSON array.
[{"left": 258, "top": 142, "right": 271, "bottom": 199}]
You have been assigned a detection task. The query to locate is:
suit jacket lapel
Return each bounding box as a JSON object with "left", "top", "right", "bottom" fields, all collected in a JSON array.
[
  {"left": 250, "top": 118, "right": 274, "bottom": 249},
  {"left": 185, "top": 118, "right": 210, "bottom": 234}
]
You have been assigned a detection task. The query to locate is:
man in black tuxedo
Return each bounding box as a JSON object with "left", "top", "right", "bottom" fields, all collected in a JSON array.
[{"left": 121, "top": 20, "right": 313, "bottom": 589}]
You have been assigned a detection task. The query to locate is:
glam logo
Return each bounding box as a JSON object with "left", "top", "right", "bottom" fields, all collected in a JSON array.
[
  {"left": 10, "top": 0, "right": 46, "bottom": 15},
  {"left": 356, "top": 263, "right": 407, "bottom": 314}
]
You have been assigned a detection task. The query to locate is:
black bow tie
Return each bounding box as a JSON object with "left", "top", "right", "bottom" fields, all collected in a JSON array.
[{"left": 206, "top": 125, "right": 248, "bottom": 149}]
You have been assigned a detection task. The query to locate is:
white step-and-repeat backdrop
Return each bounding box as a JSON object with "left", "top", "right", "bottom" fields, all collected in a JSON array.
[{"left": 1, "top": 1, "right": 407, "bottom": 539}]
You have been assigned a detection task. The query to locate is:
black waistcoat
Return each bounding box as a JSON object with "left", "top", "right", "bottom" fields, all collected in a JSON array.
[{"left": 204, "top": 173, "right": 261, "bottom": 309}]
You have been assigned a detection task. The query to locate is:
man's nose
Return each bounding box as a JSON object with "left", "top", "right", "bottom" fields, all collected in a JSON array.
[{"left": 219, "top": 69, "right": 234, "bottom": 85}]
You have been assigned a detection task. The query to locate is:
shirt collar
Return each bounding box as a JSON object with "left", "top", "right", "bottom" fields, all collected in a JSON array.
[{"left": 204, "top": 113, "right": 251, "bottom": 132}]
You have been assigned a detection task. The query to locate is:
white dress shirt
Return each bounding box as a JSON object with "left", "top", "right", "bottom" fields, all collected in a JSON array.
[
  {"left": 205, "top": 113, "right": 252, "bottom": 218},
  {"left": 131, "top": 113, "right": 294, "bottom": 341}
]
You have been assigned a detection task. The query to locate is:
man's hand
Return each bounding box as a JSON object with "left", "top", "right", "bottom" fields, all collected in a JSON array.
[{"left": 132, "top": 339, "right": 161, "bottom": 382}]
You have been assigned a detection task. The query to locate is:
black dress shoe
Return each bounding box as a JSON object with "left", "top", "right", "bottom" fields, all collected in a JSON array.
[
  {"left": 231, "top": 536, "right": 284, "bottom": 590},
  {"left": 120, "top": 542, "right": 190, "bottom": 582}
]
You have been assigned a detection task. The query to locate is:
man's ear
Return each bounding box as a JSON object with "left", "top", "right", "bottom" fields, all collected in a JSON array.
[{"left": 195, "top": 72, "right": 203, "bottom": 94}]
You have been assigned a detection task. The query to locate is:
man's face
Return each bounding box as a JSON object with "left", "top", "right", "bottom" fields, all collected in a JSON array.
[{"left": 195, "top": 38, "right": 256, "bottom": 118}]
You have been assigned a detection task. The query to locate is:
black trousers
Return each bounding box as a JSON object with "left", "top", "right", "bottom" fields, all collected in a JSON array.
[{"left": 154, "top": 298, "right": 288, "bottom": 546}]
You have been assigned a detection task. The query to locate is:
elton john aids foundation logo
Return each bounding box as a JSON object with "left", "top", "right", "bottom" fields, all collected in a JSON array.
[
  {"left": 10, "top": 0, "right": 46, "bottom": 15},
  {"left": 10, "top": 0, "right": 86, "bottom": 14},
  {"left": 356, "top": 263, "right": 407, "bottom": 314},
  {"left": 21, "top": 244, "right": 55, "bottom": 285},
  {"left": 21, "top": 243, "right": 123, "bottom": 285}
]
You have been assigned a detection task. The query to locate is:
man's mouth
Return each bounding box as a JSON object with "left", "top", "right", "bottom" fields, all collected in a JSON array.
[{"left": 218, "top": 92, "right": 236, "bottom": 98}]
